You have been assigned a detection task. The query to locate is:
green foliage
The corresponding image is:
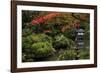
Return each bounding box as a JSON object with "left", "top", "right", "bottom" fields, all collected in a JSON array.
[
  {"left": 53, "top": 34, "right": 75, "bottom": 49},
  {"left": 31, "top": 26, "right": 37, "bottom": 30},
  {"left": 80, "top": 21, "right": 89, "bottom": 30},
  {"left": 22, "top": 35, "right": 35, "bottom": 62},
  {"left": 31, "top": 34, "right": 52, "bottom": 43},
  {"left": 85, "top": 31, "right": 90, "bottom": 40},
  {"left": 22, "top": 35, "right": 33, "bottom": 49},
  {"left": 80, "top": 49, "right": 90, "bottom": 59},
  {"left": 22, "top": 28, "right": 33, "bottom": 37},
  {"left": 58, "top": 50, "right": 77, "bottom": 60},
  {"left": 22, "top": 33, "right": 55, "bottom": 60},
  {"left": 31, "top": 42, "right": 55, "bottom": 58},
  {"left": 22, "top": 53, "right": 35, "bottom": 62},
  {"left": 63, "top": 29, "right": 76, "bottom": 40}
]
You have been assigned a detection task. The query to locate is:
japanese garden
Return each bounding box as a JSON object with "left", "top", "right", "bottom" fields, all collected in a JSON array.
[{"left": 22, "top": 11, "right": 90, "bottom": 62}]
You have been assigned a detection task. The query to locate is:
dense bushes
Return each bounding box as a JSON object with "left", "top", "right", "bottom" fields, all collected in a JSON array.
[
  {"left": 22, "top": 34, "right": 55, "bottom": 61},
  {"left": 22, "top": 33, "right": 77, "bottom": 61},
  {"left": 53, "top": 34, "right": 75, "bottom": 49},
  {"left": 80, "top": 49, "right": 90, "bottom": 59},
  {"left": 31, "top": 42, "right": 55, "bottom": 58},
  {"left": 58, "top": 49, "right": 77, "bottom": 60},
  {"left": 31, "top": 34, "right": 52, "bottom": 43}
]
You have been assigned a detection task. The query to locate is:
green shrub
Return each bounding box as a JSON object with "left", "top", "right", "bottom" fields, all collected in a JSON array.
[
  {"left": 22, "top": 53, "right": 35, "bottom": 62},
  {"left": 22, "top": 34, "right": 52, "bottom": 49},
  {"left": 31, "top": 42, "right": 55, "bottom": 58},
  {"left": 63, "top": 29, "right": 76, "bottom": 41},
  {"left": 31, "top": 34, "right": 52, "bottom": 43},
  {"left": 22, "top": 34, "right": 53, "bottom": 61},
  {"left": 53, "top": 34, "right": 75, "bottom": 49},
  {"left": 80, "top": 49, "right": 90, "bottom": 59},
  {"left": 22, "top": 36, "right": 33, "bottom": 49},
  {"left": 22, "top": 28, "right": 33, "bottom": 36},
  {"left": 58, "top": 49, "right": 77, "bottom": 60}
]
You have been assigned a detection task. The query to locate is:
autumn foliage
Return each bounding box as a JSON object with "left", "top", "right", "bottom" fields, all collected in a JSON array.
[{"left": 31, "top": 12, "right": 60, "bottom": 25}]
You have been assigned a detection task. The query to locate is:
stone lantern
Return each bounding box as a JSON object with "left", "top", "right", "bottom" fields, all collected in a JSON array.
[
  {"left": 75, "top": 29, "right": 85, "bottom": 49},
  {"left": 75, "top": 28, "right": 85, "bottom": 60}
]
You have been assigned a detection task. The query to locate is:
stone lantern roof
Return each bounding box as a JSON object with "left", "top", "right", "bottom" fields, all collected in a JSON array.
[{"left": 76, "top": 29, "right": 84, "bottom": 33}]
